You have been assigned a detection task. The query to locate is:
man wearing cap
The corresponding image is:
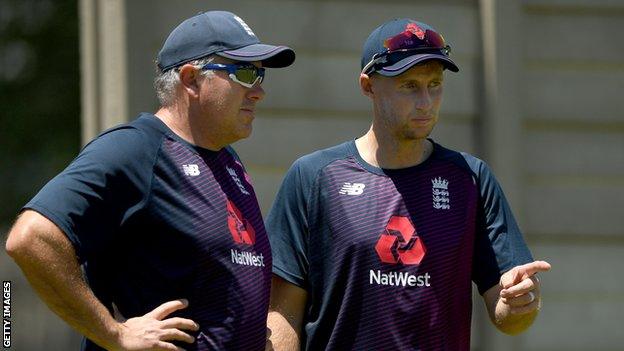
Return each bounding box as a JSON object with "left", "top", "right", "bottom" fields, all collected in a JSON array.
[
  {"left": 266, "top": 18, "right": 550, "bottom": 350},
  {"left": 6, "top": 11, "right": 294, "bottom": 351}
]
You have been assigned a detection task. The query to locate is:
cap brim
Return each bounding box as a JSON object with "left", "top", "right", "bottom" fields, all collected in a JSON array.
[
  {"left": 376, "top": 54, "right": 459, "bottom": 76},
  {"left": 217, "top": 44, "right": 295, "bottom": 68}
]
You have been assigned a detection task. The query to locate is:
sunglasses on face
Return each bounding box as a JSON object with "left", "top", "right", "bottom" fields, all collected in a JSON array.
[
  {"left": 363, "top": 23, "right": 451, "bottom": 75},
  {"left": 201, "top": 62, "right": 265, "bottom": 88}
]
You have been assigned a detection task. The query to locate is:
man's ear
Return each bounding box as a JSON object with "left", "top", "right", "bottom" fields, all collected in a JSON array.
[
  {"left": 359, "top": 73, "right": 374, "bottom": 98},
  {"left": 178, "top": 64, "right": 202, "bottom": 98}
]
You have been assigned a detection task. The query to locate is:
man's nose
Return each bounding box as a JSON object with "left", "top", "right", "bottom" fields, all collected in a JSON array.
[
  {"left": 248, "top": 82, "right": 265, "bottom": 101},
  {"left": 414, "top": 89, "right": 432, "bottom": 110}
]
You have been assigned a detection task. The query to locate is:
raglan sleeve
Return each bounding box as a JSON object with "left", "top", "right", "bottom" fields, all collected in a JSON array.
[
  {"left": 265, "top": 159, "right": 311, "bottom": 288},
  {"left": 471, "top": 159, "right": 534, "bottom": 294},
  {"left": 23, "top": 127, "right": 154, "bottom": 263}
]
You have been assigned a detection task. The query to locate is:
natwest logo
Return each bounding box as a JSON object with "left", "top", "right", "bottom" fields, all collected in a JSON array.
[
  {"left": 375, "top": 215, "right": 426, "bottom": 265},
  {"left": 227, "top": 199, "right": 255, "bottom": 245}
]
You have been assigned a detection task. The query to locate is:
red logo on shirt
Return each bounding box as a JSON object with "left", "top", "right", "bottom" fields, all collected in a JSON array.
[
  {"left": 375, "top": 215, "right": 426, "bottom": 265},
  {"left": 227, "top": 199, "right": 255, "bottom": 245}
]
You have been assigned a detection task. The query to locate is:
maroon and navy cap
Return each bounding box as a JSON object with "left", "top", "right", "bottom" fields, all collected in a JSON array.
[
  {"left": 157, "top": 11, "right": 295, "bottom": 71},
  {"left": 361, "top": 18, "right": 459, "bottom": 76}
]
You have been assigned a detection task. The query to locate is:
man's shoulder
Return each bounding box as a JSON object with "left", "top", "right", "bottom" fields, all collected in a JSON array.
[
  {"left": 293, "top": 140, "right": 353, "bottom": 175},
  {"left": 432, "top": 141, "right": 488, "bottom": 177},
  {"left": 95, "top": 113, "right": 165, "bottom": 143},
  {"left": 87, "top": 114, "right": 165, "bottom": 152},
  {"left": 76, "top": 113, "right": 166, "bottom": 173}
]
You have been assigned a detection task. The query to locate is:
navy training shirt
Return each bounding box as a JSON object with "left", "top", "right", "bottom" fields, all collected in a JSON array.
[
  {"left": 25, "top": 113, "right": 271, "bottom": 350},
  {"left": 267, "top": 140, "right": 533, "bottom": 350}
]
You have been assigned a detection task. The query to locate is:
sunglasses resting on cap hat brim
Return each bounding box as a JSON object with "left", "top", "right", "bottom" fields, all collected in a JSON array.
[{"left": 361, "top": 19, "right": 459, "bottom": 76}]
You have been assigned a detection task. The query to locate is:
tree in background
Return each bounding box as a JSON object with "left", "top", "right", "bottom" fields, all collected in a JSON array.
[{"left": 0, "top": 0, "right": 79, "bottom": 225}]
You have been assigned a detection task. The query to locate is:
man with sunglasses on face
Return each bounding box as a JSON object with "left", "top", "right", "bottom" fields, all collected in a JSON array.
[
  {"left": 266, "top": 18, "right": 550, "bottom": 350},
  {"left": 6, "top": 10, "right": 294, "bottom": 351}
]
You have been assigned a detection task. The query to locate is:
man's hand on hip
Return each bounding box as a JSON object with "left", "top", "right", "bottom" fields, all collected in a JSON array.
[{"left": 112, "top": 299, "right": 199, "bottom": 351}]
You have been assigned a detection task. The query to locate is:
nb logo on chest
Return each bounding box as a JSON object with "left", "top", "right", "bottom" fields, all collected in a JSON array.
[
  {"left": 182, "top": 164, "right": 200, "bottom": 176},
  {"left": 339, "top": 182, "right": 366, "bottom": 195}
]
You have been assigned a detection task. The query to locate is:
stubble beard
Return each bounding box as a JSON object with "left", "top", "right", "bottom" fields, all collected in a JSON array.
[
  {"left": 400, "top": 120, "right": 435, "bottom": 141},
  {"left": 377, "top": 100, "right": 434, "bottom": 142}
]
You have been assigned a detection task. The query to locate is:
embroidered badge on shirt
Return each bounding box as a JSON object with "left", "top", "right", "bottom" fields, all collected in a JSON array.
[
  {"left": 227, "top": 166, "right": 250, "bottom": 195},
  {"left": 431, "top": 177, "right": 450, "bottom": 209}
]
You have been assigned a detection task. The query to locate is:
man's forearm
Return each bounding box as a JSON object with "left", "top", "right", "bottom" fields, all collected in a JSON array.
[
  {"left": 6, "top": 213, "right": 121, "bottom": 350},
  {"left": 267, "top": 276, "right": 307, "bottom": 351},
  {"left": 15, "top": 251, "right": 121, "bottom": 349},
  {"left": 267, "top": 310, "right": 300, "bottom": 351}
]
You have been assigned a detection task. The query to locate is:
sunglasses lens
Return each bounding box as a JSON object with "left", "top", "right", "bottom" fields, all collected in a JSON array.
[
  {"left": 232, "top": 65, "right": 264, "bottom": 86},
  {"left": 235, "top": 68, "right": 257, "bottom": 84},
  {"left": 425, "top": 30, "right": 445, "bottom": 48}
]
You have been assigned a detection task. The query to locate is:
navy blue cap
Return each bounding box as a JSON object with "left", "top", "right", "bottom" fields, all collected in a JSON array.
[
  {"left": 361, "top": 18, "right": 458, "bottom": 76},
  {"left": 157, "top": 11, "right": 295, "bottom": 71}
]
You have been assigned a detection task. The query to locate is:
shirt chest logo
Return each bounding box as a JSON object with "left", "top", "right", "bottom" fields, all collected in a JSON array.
[
  {"left": 227, "top": 199, "right": 266, "bottom": 267},
  {"left": 371, "top": 215, "right": 431, "bottom": 288},
  {"left": 375, "top": 216, "right": 426, "bottom": 265},
  {"left": 432, "top": 177, "right": 450, "bottom": 210},
  {"left": 227, "top": 166, "right": 250, "bottom": 195},
  {"left": 226, "top": 199, "right": 255, "bottom": 245},
  {"left": 339, "top": 182, "right": 366, "bottom": 195},
  {"left": 182, "top": 164, "right": 200, "bottom": 176}
]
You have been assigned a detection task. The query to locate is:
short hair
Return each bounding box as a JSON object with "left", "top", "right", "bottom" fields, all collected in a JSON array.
[{"left": 153, "top": 55, "right": 216, "bottom": 107}]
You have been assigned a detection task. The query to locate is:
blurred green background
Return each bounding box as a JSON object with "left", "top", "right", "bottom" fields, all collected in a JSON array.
[{"left": 0, "top": 0, "right": 80, "bottom": 225}]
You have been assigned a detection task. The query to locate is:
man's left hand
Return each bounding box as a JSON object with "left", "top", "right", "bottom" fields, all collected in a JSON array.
[{"left": 499, "top": 260, "right": 551, "bottom": 315}]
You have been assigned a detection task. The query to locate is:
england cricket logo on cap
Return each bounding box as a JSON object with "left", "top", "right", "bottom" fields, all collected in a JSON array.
[{"left": 233, "top": 15, "right": 255, "bottom": 36}]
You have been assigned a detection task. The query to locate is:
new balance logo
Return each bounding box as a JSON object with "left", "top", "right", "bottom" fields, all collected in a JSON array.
[
  {"left": 182, "top": 164, "right": 200, "bottom": 176},
  {"left": 339, "top": 182, "right": 365, "bottom": 195}
]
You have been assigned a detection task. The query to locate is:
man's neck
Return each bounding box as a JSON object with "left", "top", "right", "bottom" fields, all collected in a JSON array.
[
  {"left": 155, "top": 106, "right": 223, "bottom": 151},
  {"left": 355, "top": 127, "right": 432, "bottom": 169}
]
